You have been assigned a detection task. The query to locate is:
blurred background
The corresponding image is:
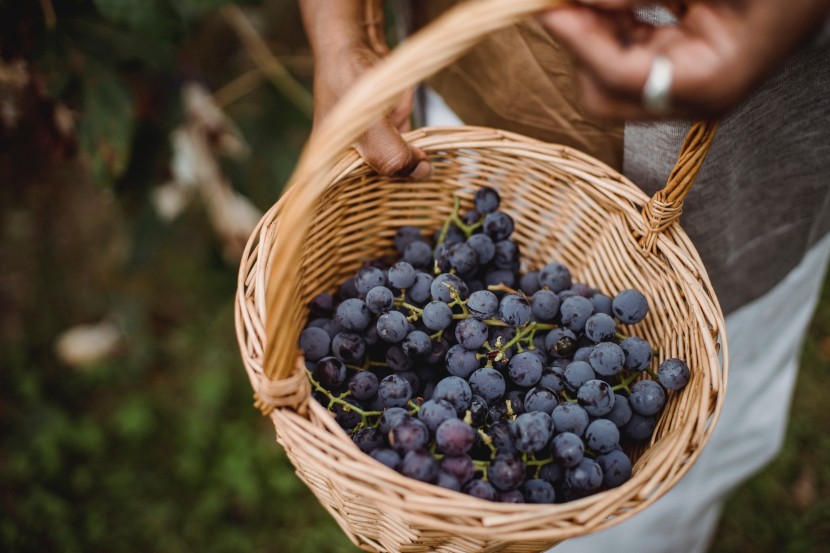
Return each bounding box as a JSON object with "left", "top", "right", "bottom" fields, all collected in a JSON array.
[{"left": 1, "top": 1, "right": 828, "bottom": 552}]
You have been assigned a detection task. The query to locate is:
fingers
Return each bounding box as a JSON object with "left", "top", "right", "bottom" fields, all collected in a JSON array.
[{"left": 355, "top": 117, "right": 431, "bottom": 178}]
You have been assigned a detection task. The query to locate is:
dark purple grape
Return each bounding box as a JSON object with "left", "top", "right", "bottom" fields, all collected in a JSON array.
[
  {"left": 312, "top": 356, "right": 347, "bottom": 389},
  {"left": 422, "top": 301, "right": 453, "bottom": 331},
  {"left": 530, "top": 290, "right": 560, "bottom": 321},
  {"left": 431, "top": 273, "right": 466, "bottom": 303},
  {"left": 499, "top": 490, "right": 526, "bottom": 503},
  {"left": 370, "top": 448, "right": 401, "bottom": 470},
  {"left": 466, "top": 233, "right": 495, "bottom": 265},
  {"left": 308, "top": 293, "right": 335, "bottom": 318},
  {"left": 352, "top": 427, "right": 384, "bottom": 453},
  {"left": 483, "top": 211, "right": 514, "bottom": 241},
  {"left": 658, "top": 358, "right": 691, "bottom": 390},
  {"left": 590, "top": 292, "right": 613, "bottom": 316},
  {"left": 463, "top": 479, "right": 498, "bottom": 501},
  {"left": 589, "top": 341, "right": 625, "bottom": 377},
  {"left": 539, "top": 367, "right": 567, "bottom": 394},
  {"left": 335, "top": 298, "right": 371, "bottom": 331},
  {"left": 469, "top": 368, "right": 506, "bottom": 405},
  {"left": 378, "top": 374, "right": 413, "bottom": 408},
  {"left": 539, "top": 262, "right": 572, "bottom": 293},
  {"left": 506, "top": 390, "right": 526, "bottom": 416},
  {"left": 577, "top": 379, "right": 616, "bottom": 417},
  {"left": 498, "top": 294, "right": 532, "bottom": 326},
  {"left": 551, "top": 431, "right": 584, "bottom": 467},
  {"left": 565, "top": 458, "right": 603, "bottom": 492},
  {"left": 387, "top": 261, "right": 417, "bottom": 290},
  {"left": 338, "top": 277, "right": 359, "bottom": 300},
  {"left": 508, "top": 352, "right": 544, "bottom": 387},
  {"left": 584, "top": 313, "right": 617, "bottom": 342},
  {"left": 612, "top": 289, "right": 649, "bottom": 324},
  {"left": 441, "top": 454, "right": 475, "bottom": 485},
  {"left": 521, "top": 479, "right": 556, "bottom": 504},
  {"left": 511, "top": 411, "right": 553, "bottom": 454},
  {"left": 487, "top": 420, "right": 518, "bottom": 454},
  {"left": 572, "top": 346, "right": 593, "bottom": 363},
  {"left": 406, "top": 272, "right": 434, "bottom": 304},
  {"left": 629, "top": 379, "right": 666, "bottom": 416},
  {"left": 389, "top": 417, "right": 430, "bottom": 453},
  {"left": 563, "top": 361, "right": 596, "bottom": 392},
  {"left": 570, "top": 282, "right": 595, "bottom": 298},
  {"left": 559, "top": 295, "right": 594, "bottom": 332},
  {"left": 492, "top": 240, "right": 520, "bottom": 270},
  {"left": 377, "top": 311, "right": 409, "bottom": 343},
  {"left": 379, "top": 407, "right": 408, "bottom": 434},
  {"left": 624, "top": 413, "right": 657, "bottom": 440},
  {"left": 331, "top": 332, "right": 365, "bottom": 364},
  {"left": 455, "top": 318, "right": 488, "bottom": 350},
  {"left": 436, "top": 418, "right": 476, "bottom": 455},
  {"left": 355, "top": 266, "right": 386, "bottom": 296},
  {"left": 489, "top": 454, "right": 526, "bottom": 491},
  {"left": 483, "top": 269, "right": 517, "bottom": 289},
  {"left": 436, "top": 471, "right": 462, "bottom": 491},
  {"left": 332, "top": 398, "right": 362, "bottom": 429},
  {"left": 402, "top": 330, "right": 432, "bottom": 358},
  {"left": 539, "top": 462, "right": 563, "bottom": 484},
  {"left": 474, "top": 186, "right": 500, "bottom": 213},
  {"left": 365, "top": 286, "right": 395, "bottom": 314},
  {"left": 469, "top": 395, "right": 489, "bottom": 427},
  {"left": 395, "top": 226, "right": 427, "bottom": 253},
  {"left": 299, "top": 327, "right": 331, "bottom": 361},
  {"left": 467, "top": 290, "right": 499, "bottom": 320},
  {"left": 620, "top": 336, "right": 653, "bottom": 372},
  {"left": 585, "top": 419, "right": 620, "bottom": 454},
  {"left": 445, "top": 344, "right": 481, "bottom": 378},
  {"left": 348, "top": 371, "right": 379, "bottom": 401},
  {"left": 401, "top": 449, "right": 439, "bottom": 483},
  {"left": 385, "top": 345, "right": 413, "bottom": 372},
  {"left": 605, "top": 393, "right": 633, "bottom": 427},
  {"left": 544, "top": 327, "right": 577, "bottom": 358},
  {"left": 519, "top": 272, "right": 541, "bottom": 295},
  {"left": 433, "top": 376, "right": 473, "bottom": 415},
  {"left": 404, "top": 240, "right": 433, "bottom": 269},
  {"left": 449, "top": 242, "right": 479, "bottom": 274},
  {"left": 551, "top": 402, "right": 590, "bottom": 436},
  {"left": 417, "top": 399, "right": 457, "bottom": 434},
  {"left": 596, "top": 449, "right": 633, "bottom": 488},
  {"left": 524, "top": 387, "right": 559, "bottom": 415}
]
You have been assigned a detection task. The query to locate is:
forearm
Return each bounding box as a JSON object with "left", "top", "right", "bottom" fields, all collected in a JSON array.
[{"left": 299, "top": 0, "right": 384, "bottom": 56}]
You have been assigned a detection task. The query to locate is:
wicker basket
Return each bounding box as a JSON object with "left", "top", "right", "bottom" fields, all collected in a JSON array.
[{"left": 234, "top": 1, "right": 728, "bottom": 551}]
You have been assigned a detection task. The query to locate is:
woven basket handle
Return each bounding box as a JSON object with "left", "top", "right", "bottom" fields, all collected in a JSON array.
[{"left": 263, "top": 0, "right": 715, "bottom": 384}]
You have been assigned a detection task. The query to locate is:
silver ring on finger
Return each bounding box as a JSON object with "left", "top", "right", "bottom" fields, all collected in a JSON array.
[{"left": 642, "top": 55, "right": 673, "bottom": 115}]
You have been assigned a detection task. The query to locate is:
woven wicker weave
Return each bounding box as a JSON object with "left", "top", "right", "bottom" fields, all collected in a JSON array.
[{"left": 234, "top": 1, "right": 728, "bottom": 552}]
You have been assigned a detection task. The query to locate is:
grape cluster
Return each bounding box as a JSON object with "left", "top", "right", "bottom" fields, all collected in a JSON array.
[{"left": 300, "top": 187, "right": 691, "bottom": 504}]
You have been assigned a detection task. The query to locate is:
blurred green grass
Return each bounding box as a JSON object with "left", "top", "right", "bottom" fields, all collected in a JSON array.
[{"left": 1, "top": 2, "right": 829, "bottom": 553}]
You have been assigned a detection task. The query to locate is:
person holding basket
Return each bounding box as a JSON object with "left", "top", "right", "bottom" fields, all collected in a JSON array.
[{"left": 299, "top": 0, "right": 830, "bottom": 551}]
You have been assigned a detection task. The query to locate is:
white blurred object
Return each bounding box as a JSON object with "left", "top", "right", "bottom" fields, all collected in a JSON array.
[{"left": 54, "top": 319, "right": 123, "bottom": 368}]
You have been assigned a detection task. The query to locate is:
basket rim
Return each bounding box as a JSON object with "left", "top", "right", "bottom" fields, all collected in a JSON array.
[{"left": 234, "top": 125, "right": 729, "bottom": 546}]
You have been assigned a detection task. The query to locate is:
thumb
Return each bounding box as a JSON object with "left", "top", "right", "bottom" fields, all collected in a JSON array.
[{"left": 355, "top": 117, "right": 431, "bottom": 178}]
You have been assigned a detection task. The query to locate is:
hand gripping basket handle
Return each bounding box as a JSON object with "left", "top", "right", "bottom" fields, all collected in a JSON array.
[{"left": 262, "top": 0, "right": 717, "bottom": 386}]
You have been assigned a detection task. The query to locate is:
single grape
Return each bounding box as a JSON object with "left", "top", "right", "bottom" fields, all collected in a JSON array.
[
  {"left": 629, "top": 379, "right": 666, "bottom": 416},
  {"left": 589, "top": 292, "right": 613, "bottom": 316},
  {"left": 577, "top": 379, "right": 616, "bottom": 417},
  {"left": 455, "top": 318, "right": 489, "bottom": 350},
  {"left": 589, "top": 341, "right": 625, "bottom": 377},
  {"left": 402, "top": 330, "right": 432, "bottom": 358},
  {"left": 463, "top": 479, "right": 498, "bottom": 501},
  {"left": 378, "top": 374, "right": 413, "bottom": 409},
  {"left": 436, "top": 418, "right": 476, "bottom": 455},
  {"left": 605, "top": 393, "right": 633, "bottom": 427},
  {"left": 433, "top": 376, "right": 473, "bottom": 415},
  {"left": 572, "top": 346, "right": 593, "bottom": 363},
  {"left": 493, "top": 240, "right": 520, "bottom": 270},
  {"left": 365, "top": 286, "right": 395, "bottom": 314},
  {"left": 312, "top": 356, "right": 347, "bottom": 389},
  {"left": 425, "top": 338, "right": 449, "bottom": 365},
  {"left": 565, "top": 458, "right": 603, "bottom": 493},
  {"left": 403, "top": 240, "right": 433, "bottom": 269},
  {"left": 377, "top": 310, "right": 409, "bottom": 343},
  {"left": 474, "top": 186, "right": 500, "bottom": 213},
  {"left": 551, "top": 432, "right": 584, "bottom": 468},
  {"left": 436, "top": 471, "right": 462, "bottom": 491},
  {"left": 499, "top": 490, "right": 526, "bottom": 503},
  {"left": 468, "top": 368, "right": 506, "bottom": 406},
  {"left": 539, "top": 262, "right": 572, "bottom": 292},
  {"left": 559, "top": 295, "right": 594, "bottom": 332},
  {"left": 431, "top": 273, "right": 467, "bottom": 303},
  {"left": 331, "top": 331, "right": 366, "bottom": 365},
  {"left": 445, "top": 344, "right": 481, "bottom": 379},
  {"left": 511, "top": 411, "right": 553, "bottom": 454},
  {"left": 385, "top": 345, "right": 413, "bottom": 372},
  {"left": 370, "top": 448, "right": 401, "bottom": 470},
  {"left": 585, "top": 418, "right": 621, "bottom": 454},
  {"left": 544, "top": 327, "right": 578, "bottom": 358},
  {"left": 308, "top": 292, "right": 335, "bottom": 318},
  {"left": 468, "top": 395, "right": 489, "bottom": 427},
  {"left": 417, "top": 399, "right": 457, "bottom": 434},
  {"left": 624, "top": 413, "right": 657, "bottom": 440},
  {"left": 551, "top": 402, "right": 590, "bottom": 436},
  {"left": 335, "top": 298, "right": 371, "bottom": 331},
  {"left": 467, "top": 290, "right": 499, "bottom": 320},
  {"left": 379, "top": 407, "right": 409, "bottom": 435},
  {"left": 524, "top": 386, "right": 559, "bottom": 415},
  {"left": 539, "top": 367, "right": 567, "bottom": 394},
  {"left": 612, "top": 288, "right": 649, "bottom": 324},
  {"left": 596, "top": 449, "right": 633, "bottom": 488},
  {"left": 422, "top": 301, "right": 453, "bottom": 331},
  {"left": 354, "top": 266, "right": 386, "bottom": 296},
  {"left": 498, "top": 294, "right": 532, "bottom": 326},
  {"left": 347, "top": 371, "right": 378, "bottom": 401},
  {"left": 395, "top": 226, "right": 427, "bottom": 253},
  {"left": 519, "top": 271, "right": 541, "bottom": 295},
  {"left": 521, "top": 479, "right": 556, "bottom": 504},
  {"left": 299, "top": 327, "right": 331, "bottom": 361},
  {"left": 530, "top": 290, "right": 560, "bottom": 321},
  {"left": 658, "top": 358, "right": 691, "bottom": 390},
  {"left": 489, "top": 454, "right": 526, "bottom": 491},
  {"left": 352, "top": 427, "right": 384, "bottom": 454},
  {"left": 483, "top": 211, "right": 515, "bottom": 241},
  {"left": 584, "top": 313, "right": 617, "bottom": 342},
  {"left": 620, "top": 336, "right": 653, "bottom": 372},
  {"left": 508, "top": 351, "right": 544, "bottom": 387},
  {"left": 400, "top": 449, "right": 439, "bottom": 483},
  {"left": 466, "top": 233, "right": 495, "bottom": 265},
  {"left": 539, "top": 462, "right": 563, "bottom": 484},
  {"left": 563, "top": 360, "right": 596, "bottom": 392},
  {"left": 449, "top": 242, "right": 479, "bottom": 274},
  {"left": 387, "top": 261, "right": 417, "bottom": 290},
  {"left": 406, "top": 272, "right": 434, "bottom": 305},
  {"left": 389, "top": 417, "right": 430, "bottom": 454},
  {"left": 487, "top": 420, "right": 518, "bottom": 454},
  {"left": 440, "top": 454, "right": 475, "bottom": 485}
]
